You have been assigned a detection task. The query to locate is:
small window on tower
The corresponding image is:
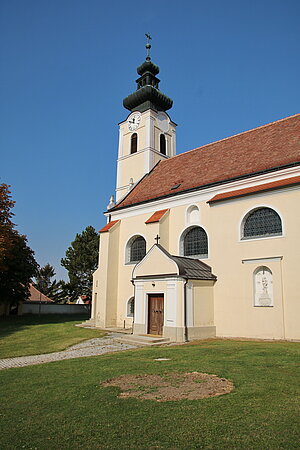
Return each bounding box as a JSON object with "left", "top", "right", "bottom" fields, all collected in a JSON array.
[
  {"left": 131, "top": 133, "right": 138, "bottom": 154},
  {"left": 160, "top": 134, "right": 166, "bottom": 155}
]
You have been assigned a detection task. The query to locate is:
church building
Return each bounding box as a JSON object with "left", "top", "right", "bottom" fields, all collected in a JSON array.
[{"left": 89, "top": 41, "right": 300, "bottom": 342}]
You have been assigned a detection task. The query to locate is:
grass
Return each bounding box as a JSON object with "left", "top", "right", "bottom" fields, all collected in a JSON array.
[
  {"left": 0, "top": 314, "right": 105, "bottom": 358},
  {"left": 0, "top": 339, "right": 299, "bottom": 449}
]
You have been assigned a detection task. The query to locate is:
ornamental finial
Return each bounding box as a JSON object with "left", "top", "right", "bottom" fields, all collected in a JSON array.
[{"left": 145, "top": 32, "right": 152, "bottom": 61}]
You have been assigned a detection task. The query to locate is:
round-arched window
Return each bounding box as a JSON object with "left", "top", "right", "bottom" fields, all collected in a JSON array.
[
  {"left": 126, "top": 236, "right": 146, "bottom": 263},
  {"left": 131, "top": 133, "right": 138, "bottom": 154},
  {"left": 182, "top": 226, "right": 208, "bottom": 258},
  {"left": 242, "top": 207, "right": 282, "bottom": 239},
  {"left": 160, "top": 134, "right": 166, "bottom": 155},
  {"left": 127, "top": 297, "right": 135, "bottom": 317}
]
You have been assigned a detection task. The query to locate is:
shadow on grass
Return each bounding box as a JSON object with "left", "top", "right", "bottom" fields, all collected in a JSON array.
[{"left": 0, "top": 314, "right": 90, "bottom": 340}]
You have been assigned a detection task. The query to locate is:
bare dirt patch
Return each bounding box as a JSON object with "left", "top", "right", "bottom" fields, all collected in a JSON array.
[{"left": 102, "top": 372, "right": 233, "bottom": 402}]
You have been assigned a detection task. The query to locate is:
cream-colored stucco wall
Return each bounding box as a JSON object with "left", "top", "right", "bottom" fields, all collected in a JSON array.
[
  {"left": 93, "top": 184, "right": 300, "bottom": 340},
  {"left": 116, "top": 110, "right": 176, "bottom": 201},
  {"left": 209, "top": 188, "right": 300, "bottom": 340},
  {"left": 193, "top": 280, "right": 215, "bottom": 328}
]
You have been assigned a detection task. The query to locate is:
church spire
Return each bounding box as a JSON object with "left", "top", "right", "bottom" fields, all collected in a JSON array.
[{"left": 123, "top": 35, "right": 173, "bottom": 113}]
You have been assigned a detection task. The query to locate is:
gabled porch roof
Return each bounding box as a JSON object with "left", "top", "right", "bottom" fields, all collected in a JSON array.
[{"left": 132, "top": 244, "right": 217, "bottom": 281}]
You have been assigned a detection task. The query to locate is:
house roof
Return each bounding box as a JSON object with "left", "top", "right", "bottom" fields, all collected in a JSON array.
[
  {"left": 208, "top": 175, "right": 300, "bottom": 204},
  {"left": 114, "top": 113, "right": 300, "bottom": 210},
  {"left": 28, "top": 284, "right": 54, "bottom": 302},
  {"left": 145, "top": 209, "right": 169, "bottom": 224}
]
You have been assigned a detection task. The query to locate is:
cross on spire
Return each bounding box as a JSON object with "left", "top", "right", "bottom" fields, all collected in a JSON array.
[
  {"left": 145, "top": 32, "right": 152, "bottom": 60},
  {"left": 155, "top": 234, "right": 160, "bottom": 245}
]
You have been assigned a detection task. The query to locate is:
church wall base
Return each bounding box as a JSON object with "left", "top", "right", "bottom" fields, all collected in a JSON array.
[
  {"left": 133, "top": 324, "right": 216, "bottom": 342},
  {"left": 163, "top": 326, "right": 185, "bottom": 342},
  {"left": 133, "top": 323, "right": 147, "bottom": 335},
  {"left": 187, "top": 326, "right": 216, "bottom": 340}
]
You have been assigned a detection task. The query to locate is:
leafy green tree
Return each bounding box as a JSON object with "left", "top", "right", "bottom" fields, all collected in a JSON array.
[
  {"left": 0, "top": 184, "right": 15, "bottom": 271},
  {"left": 61, "top": 226, "right": 99, "bottom": 300},
  {"left": 0, "top": 184, "right": 38, "bottom": 305},
  {"left": 34, "top": 263, "right": 66, "bottom": 303},
  {"left": 0, "top": 231, "right": 38, "bottom": 305}
]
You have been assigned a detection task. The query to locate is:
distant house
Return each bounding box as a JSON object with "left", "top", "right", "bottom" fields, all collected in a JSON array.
[
  {"left": 76, "top": 295, "right": 91, "bottom": 305},
  {"left": 0, "top": 284, "right": 54, "bottom": 316},
  {"left": 28, "top": 284, "right": 54, "bottom": 303}
]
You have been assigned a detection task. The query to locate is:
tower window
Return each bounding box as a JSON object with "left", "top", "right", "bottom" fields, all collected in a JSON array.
[
  {"left": 160, "top": 134, "right": 166, "bottom": 155},
  {"left": 131, "top": 133, "right": 138, "bottom": 154}
]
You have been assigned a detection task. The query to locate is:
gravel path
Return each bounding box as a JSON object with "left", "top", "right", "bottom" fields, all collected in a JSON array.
[{"left": 0, "top": 334, "right": 139, "bottom": 370}]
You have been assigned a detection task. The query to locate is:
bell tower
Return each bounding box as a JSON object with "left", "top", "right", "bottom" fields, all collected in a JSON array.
[{"left": 115, "top": 35, "right": 177, "bottom": 203}]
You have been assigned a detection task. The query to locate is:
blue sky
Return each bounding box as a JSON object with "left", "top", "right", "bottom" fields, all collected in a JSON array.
[{"left": 1, "top": 0, "right": 299, "bottom": 281}]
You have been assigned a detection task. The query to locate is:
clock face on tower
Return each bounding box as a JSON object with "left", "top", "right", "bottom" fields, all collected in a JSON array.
[
  {"left": 156, "top": 112, "right": 169, "bottom": 132},
  {"left": 127, "top": 112, "right": 141, "bottom": 131}
]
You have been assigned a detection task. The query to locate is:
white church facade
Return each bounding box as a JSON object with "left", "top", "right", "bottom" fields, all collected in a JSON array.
[{"left": 89, "top": 44, "right": 300, "bottom": 342}]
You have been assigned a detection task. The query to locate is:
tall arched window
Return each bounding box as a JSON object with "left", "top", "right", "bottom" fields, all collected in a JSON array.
[
  {"left": 181, "top": 226, "right": 208, "bottom": 258},
  {"left": 242, "top": 207, "right": 282, "bottom": 239},
  {"left": 127, "top": 297, "right": 135, "bottom": 317},
  {"left": 160, "top": 134, "right": 166, "bottom": 155},
  {"left": 126, "top": 236, "right": 146, "bottom": 263},
  {"left": 131, "top": 133, "right": 138, "bottom": 154}
]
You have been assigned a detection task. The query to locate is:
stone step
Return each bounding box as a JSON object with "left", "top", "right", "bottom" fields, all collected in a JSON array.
[
  {"left": 116, "top": 334, "right": 171, "bottom": 346},
  {"left": 76, "top": 319, "right": 100, "bottom": 329}
]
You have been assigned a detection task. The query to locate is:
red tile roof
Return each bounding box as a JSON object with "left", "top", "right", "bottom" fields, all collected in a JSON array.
[
  {"left": 29, "top": 284, "right": 54, "bottom": 302},
  {"left": 99, "top": 220, "right": 120, "bottom": 233},
  {"left": 145, "top": 209, "right": 169, "bottom": 224},
  {"left": 114, "top": 114, "right": 300, "bottom": 210},
  {"left": 208, "top": 176, "right": 300, "bottom": 204}
]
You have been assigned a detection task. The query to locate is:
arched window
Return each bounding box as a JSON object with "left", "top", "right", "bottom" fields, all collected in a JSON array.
[
  {"left": 131, "top": 133, "right": 138, "bottom": 154},
  {"left": 126, "top": 235, "right": 146, "bottom": 263},
  {"left": 242, "top": 207, "right": 282, "bottom": 239},
  {"left": 127, "top": 297, "right": 135, "bottom": 317},
  {"left": 160, "top": 134, "right": 166, "bottom": 155},
  {"left": 181, "top": 226, "right": 208, "bottom": 258}
]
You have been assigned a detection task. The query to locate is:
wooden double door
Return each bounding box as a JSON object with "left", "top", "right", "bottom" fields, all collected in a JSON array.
[{"left": 148, "top": 294, "right": 164, "bottom": 335}]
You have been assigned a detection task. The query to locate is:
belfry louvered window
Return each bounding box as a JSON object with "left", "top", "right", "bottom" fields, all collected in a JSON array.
[
  {"left": 243, "top": 207, "right": 282, "bottom": 239},
  {"left": 129, "top": 236, "right": 146, "bottom": 263},
  {"left": 183, "top": 227, "right": 208, "bottom": 258}
]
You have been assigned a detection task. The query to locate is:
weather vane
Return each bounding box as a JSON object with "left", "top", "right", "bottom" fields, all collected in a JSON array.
[{"left": 145, "top": 32, "right": 152, "bottom": 61}]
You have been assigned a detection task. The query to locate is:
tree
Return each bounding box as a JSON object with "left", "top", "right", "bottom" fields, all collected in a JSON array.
[
  {"left": 0, "top": 184, "right": 15, "bottom": 271},
  {"left": 34, "top": 263, "right": 66, "bottom": 303},
  {"left": 61, "top": 226, "right": 99, "bottom": 300},
  {"left": 0, "top": 231, "right": 38, "bottom": 305},
  {"left": 0, "top": 183, "right": 38, "bottom": 306}
]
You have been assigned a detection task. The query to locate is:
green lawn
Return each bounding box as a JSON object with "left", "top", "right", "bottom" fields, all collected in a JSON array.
[
  {"left": 0, "top": 339, "right": 299, "bottom": 449},
  {"left": 0, "top": 314, "right": 105, "bottom": 358}
]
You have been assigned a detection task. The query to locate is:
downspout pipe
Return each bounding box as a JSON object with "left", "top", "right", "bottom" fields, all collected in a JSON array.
[
  {"left": 183, "top": 278, "right": 188, "bottom": 342},
  {"left": 131, "top": 279, "right": 135, "bottom": 335}
]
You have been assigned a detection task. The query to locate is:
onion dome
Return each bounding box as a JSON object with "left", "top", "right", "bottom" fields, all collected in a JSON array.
[{"left": 123, "top": 36, "right": 173, "bottom": 113}]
